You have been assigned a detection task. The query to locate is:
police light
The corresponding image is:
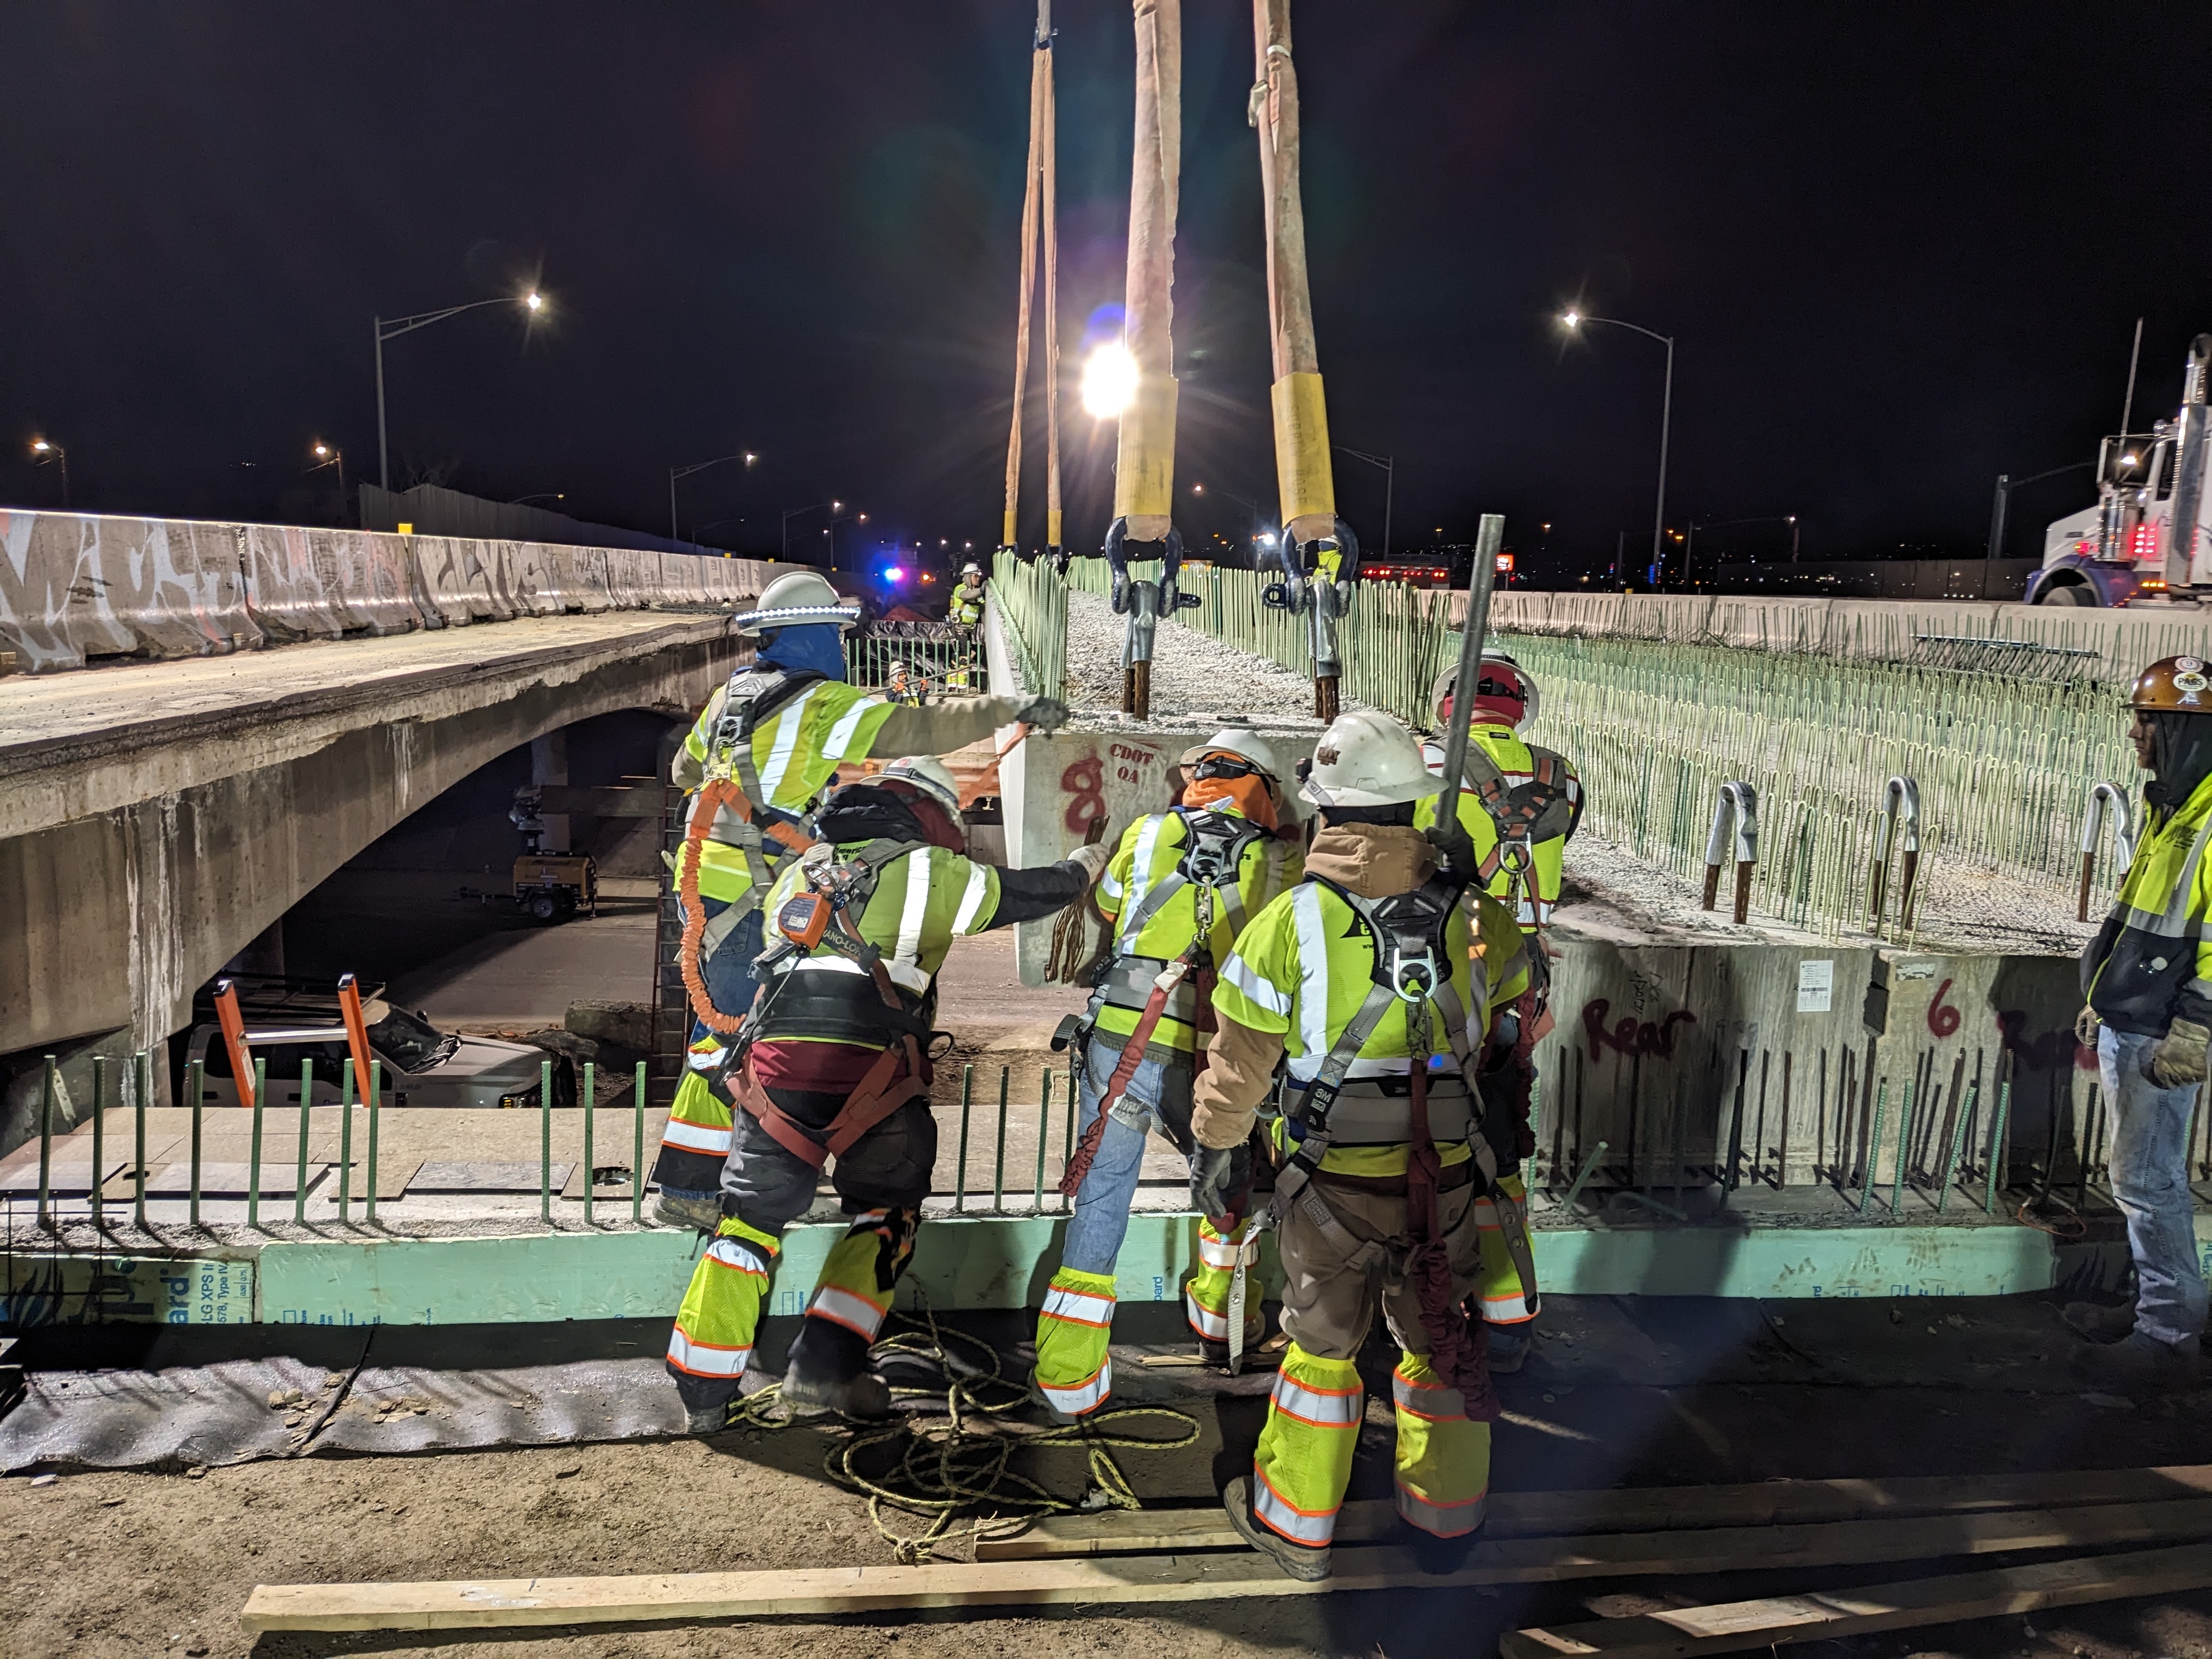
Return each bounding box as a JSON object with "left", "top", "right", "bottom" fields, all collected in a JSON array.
[{"left": 880, "top": 565, "right": 907, "bottom": 584}]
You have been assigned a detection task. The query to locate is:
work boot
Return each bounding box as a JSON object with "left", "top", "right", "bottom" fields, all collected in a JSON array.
[
  {"left": 1485, "top": 1326, "right": 1531, "bottom": 1375},
  {"left": 2062, "top": 1300, "right": 2136, "bottom": 1344},
  {"left": 779, "top": 1321, "right": 895, "bottom": 1419},
  {"left": 2069, "top": 1329, "right": 2200, "bottom": 1391},
  {"left": 1198, "top": 1316, "right": 1271, "bottom": 1372},
  {"left": 1222, "top": 1475, "right": 1331, "bottom": 1582},
  {"left": 654, "top": 1191, "right": 722, "bottom": 1233},
  {"left": 684, "top": 1402, "right": 731, "bottom": 1435},
  {"left": 1403, "top": 1525, "right": 1481, "bottom": 1577},
  {"left": 1025, "top": 1375, "right": 1084, "bottom": 1428}
]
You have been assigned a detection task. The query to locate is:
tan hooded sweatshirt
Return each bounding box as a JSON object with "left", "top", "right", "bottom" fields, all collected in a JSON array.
[{"left": 1189, "top": 821, "right": 1442, "bottom": 1151}]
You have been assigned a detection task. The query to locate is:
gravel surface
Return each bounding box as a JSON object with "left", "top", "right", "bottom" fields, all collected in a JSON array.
[{"left": 1064, "top": 589, "right": 1350, "bottom": 727}]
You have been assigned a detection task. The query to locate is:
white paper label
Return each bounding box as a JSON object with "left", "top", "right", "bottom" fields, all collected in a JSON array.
[{"left": 1797, "top": 959, "right": 1835, "bottom": 1014}]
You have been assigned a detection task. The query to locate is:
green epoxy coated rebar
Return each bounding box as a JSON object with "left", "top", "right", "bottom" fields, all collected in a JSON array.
[
  {"left": 295, "top": 1059, "right": 313, "bottom": 1224},
  {"left": 583, "top": 1063, "right": 597, "bottom": 1225},
  {"left": 1559, "top": 1139, "right": 1610, "bottom": 1212},
  {"left": 1033, "top": 1070, "right": 1052, "bottom": 1214},
  {"left": 632, "top": 1061, "right": 646, "bottom": 1225},
  {"left": 1858, "top": 1080, "right": 1888, "bottom": 1215},
  {"left": 540, "top": 1059, "right": 554, "bottom": 1223},
  {"left": 1889, "top": 1081, "right": 1916, "bottom": 1217},
  {"left": 90, "top": 1056, "right": 106, "bottom": 1230},
  {"left": 955, "top": 1064, "right": 973, "bottom": 1212},
  {"left": 188, "top": 1058, "right": 205, "bottom": 1228},
  {"left": 338, "top": 1059, "right": 356, "bottom": 1221},
  {"left": 1938, "top": 1081, "right": 1978, "bottom": 1214},
  {"left": 247, "top": 1059, "right": 267, "bottom": 1229},
  {"left": 992, "top": 1065, "right": 1010, "bottom": 1215},
  {"left": 36, "top": 1056, "right": 55, "bottom": 1227},
  {"left": 1985, "top": 1077, "right": 2013, "bottom": 1213},
  {"left": 133, "top": 1050, "right": 149, "bottom": 1231},
  {"left": 365, "top": 1060, "right": 381, "bottom": 1224}
]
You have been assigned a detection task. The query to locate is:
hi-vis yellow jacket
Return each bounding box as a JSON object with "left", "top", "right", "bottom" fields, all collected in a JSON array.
[
  {"left": 1413, "top": 724, "right": 1582, "bottom": 930},
  {"left": 2084, "top": 769, "right": 2212, "bottom": 1037}
]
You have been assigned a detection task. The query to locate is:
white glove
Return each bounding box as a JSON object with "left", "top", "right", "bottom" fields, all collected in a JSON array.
[{"left": 1063, "top": 844, "right": 1110, "bottom": 884}]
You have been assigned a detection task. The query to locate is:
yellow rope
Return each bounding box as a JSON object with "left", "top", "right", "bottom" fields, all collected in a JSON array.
[{"left": 729, "top": 1293, "right": 1200, "bottom": 1562}]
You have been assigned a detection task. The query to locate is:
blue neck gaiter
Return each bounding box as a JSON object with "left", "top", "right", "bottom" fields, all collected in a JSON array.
[{"left": 758, "top": 623, "right": 848, "bottom": 683}]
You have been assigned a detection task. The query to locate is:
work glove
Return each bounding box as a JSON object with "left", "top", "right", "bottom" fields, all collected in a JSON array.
[
  {"left": 1016, "top": 697, "right": 1071, "bottom": 733},
  {"left": 2075, "top": 1005, "right": 2101, "bottom": 1048},
  {"left": 1063, "top": 843, "right": 1110, "bottom": 885},
  {"left": 1189, "top": 1142, "right": 1248, "bottom": 1226},
  {"left": 2143, "top": 1017, "right": 2211, "bottom": 1089}
]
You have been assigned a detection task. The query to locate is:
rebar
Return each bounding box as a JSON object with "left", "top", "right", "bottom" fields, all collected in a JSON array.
[
  {"left": 633, "top": 1060, "right": 647, "bottom": 1224},
  {"left": 1889, "top": 1080, "right": 1916, "bottom": 1217},
  {"left": 583, "top": 1062, "right": 597, "bottom": 1226},
  {"left": 248, "top": 1059, "right": 267, "bottom": 1230},
  {"left": 365, "top": 1060, "right": 381, "bottom": 1224},
  {"left": 295, "top": 1059, "right": 312, "bottom": 1224},
  {"left": 955, "top": 1064, "right": 973, "bottom": 1212},
  {"left": 188, "top": 1057, "right": 205, "bottom": 1228},
  {"left": 36, "top": 1055, "right": 55, "bottom": 1228},
  {"left": 1938, "top": 1080, "right": 1978, "bottom": 1214},
  {"left": 1858, "top": 1080, "right": 1888, "bottom": 1214},
  {"left": 993, "top": 1064, "right": 1011, "bottom": 1215},
  {"left": 91, "top": 1056, "right": 106, "bottom": 1231},
  {"left": 133, "top": 1049, "right": 149, "bottom": 1231},
  {"left": 540, "top": 1058, "right": 554, "bottom": 1223},
  {"left": 1033, "top": 1069, "right": 1052, "bottom": 1214},
  {"left": 1559, "top": 1139, "right": 1610, "bottom": 1212},
  {"left": 338, "top": 1059, "right": 355, "bottom": 1221}
]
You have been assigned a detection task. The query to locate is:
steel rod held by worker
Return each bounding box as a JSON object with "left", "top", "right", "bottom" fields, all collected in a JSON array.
[{"left": 1429, "top": 515, "right": 1504, "bottom": 882}]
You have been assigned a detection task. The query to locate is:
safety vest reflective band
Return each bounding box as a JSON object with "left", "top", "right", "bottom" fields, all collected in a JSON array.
[
  {"left": 1268, "top": 1368, "right": 1363, "bottom": 1429},
  {"left": 1391, "top": 1362, "right": 1467, "bottom": 1423},
  {"left": 1197, "top": 1225, "right": 1262, "bottom": 1271},
  {"left": 1040, "top": 1284, "right": 1116, "bottom": 1329},
  {"left": 1396, "top": 1481, "right": 1487, "bottom": 1538},
  {"left": 1254, "top": 1466, "right": 1340, "bottom": 1547},
  {"left": 706, "top": 1236, "right": 772, "bottom": 1278},
  {"left": 805, "top": 1284, "right": 891, "bottom": 1341},
  {"left": 1036, "top": 1359, "right": 1111, "bottom": 1417},
  {"left": 665, "top": 1324, "right": 753, "bottom": 1378},
  {"left": 659, "top": 1116, "right": 734, "bottom": 1155},
  {"left": 1185, "top": 1290, "right": 1231, "bottom": 1341},
  {"left": 686, "top": 1040, "right": 729, "bottom": 1073},
  {"left": 1415, "top": 728, "right": 1581, "bottom": 933}
]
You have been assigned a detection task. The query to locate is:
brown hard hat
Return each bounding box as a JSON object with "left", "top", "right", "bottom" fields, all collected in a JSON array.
[{"left": 2130, "top": 656, "right": 2212, "bottom": 712}]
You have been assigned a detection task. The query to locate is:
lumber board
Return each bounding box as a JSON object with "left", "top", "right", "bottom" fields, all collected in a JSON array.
[
  {"left": 1499, "top": 1542, "right": 2212, "bottom": 1659},
  {"left": 239, "top": 1498, "right": 2212, "bottom": 1634},
  {"left": 975, "top": 1465, "right": 2212, "bottom": 1561}
]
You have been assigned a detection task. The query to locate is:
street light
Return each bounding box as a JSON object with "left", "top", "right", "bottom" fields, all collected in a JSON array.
[
  {"left": 1333, "top": 446, "right": 1395, "bottom": 559},
  {"left": 307, "top": 442, "right": 347, "bottom": 524},
  {"left": 1081, "top": 341, "right": 1138, "bottom": 419},
  {"left": 669, "top": 450, "right": 758, "bottom": 541},
  {"left": 373, "top": 289, "right": 546, "bottom": 491},
  {"left": 29, "top": 438, "right": 68, "bottom": 509},
  {"left": 1561, "top": 310, "right": 1675, "bottom": 587},
  {"left": 782, "top": 499, "right": 846, "bottom": 563}
]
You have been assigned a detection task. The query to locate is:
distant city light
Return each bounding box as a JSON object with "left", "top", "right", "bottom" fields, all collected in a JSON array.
[{"left": 1081, "top": 342, "right": 1139, "bottom": 419}]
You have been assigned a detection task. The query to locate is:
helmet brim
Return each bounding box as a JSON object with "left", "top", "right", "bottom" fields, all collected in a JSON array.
[
  {"left": 735, "top": 602, "right": 864, "bottom": 639},
  {"left": 1299, "top": 772, "right": 1450, "bottom": 809}
]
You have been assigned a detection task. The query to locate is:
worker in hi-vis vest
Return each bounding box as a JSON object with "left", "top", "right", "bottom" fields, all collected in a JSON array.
[
  {"left": 1411, "top": 650, "right": 1579, "bottom": 1375},
  {"left": 1028, "top": 730, "right": 1305, "bottom": 1421},
  {"left": 667, "top": 756, "right": 1107, "bottom": 1426},
  {"left": 654, "top": 568, "right": 1069, "bottom": 1232},
  {"left": 950, "top": 562, "right": 986, "bottom": 628},
  {"left": 1189, "top": 712, "right": 1537, "bottom": 1582}
]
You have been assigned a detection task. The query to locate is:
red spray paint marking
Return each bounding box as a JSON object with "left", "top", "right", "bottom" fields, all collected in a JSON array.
[
  {"left": 1581, "top": 999, "right": 1697, "bottom": 1063},
  {"left": 1062, "top": 756, "right": 1107, "bottom": 833}
]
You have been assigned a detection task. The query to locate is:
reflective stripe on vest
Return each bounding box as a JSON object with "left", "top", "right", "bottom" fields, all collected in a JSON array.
[
  {"left": 1040, "top": 1284, "right": 1116, "bottom": 1329},
  {"left": 1269, "top": 1368, "right": 1363, "bottom": 1429},
  {"left": 1037, "top": 1358, "right": 1111, "bottom": 1417},
  {"left": 1254, "top": 1466, "right": 1340, "bottom": 1546},
  {"left": 665, "top": 1324, "right": 753, "bottom": 1378},
  {"left": 806, "top": 1284, "right": 890, "bottom": 1341}
]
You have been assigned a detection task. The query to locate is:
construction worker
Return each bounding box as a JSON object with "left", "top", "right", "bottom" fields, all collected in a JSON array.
[
  {"left": 2072, "top": 655, "right": 2212, "bottom": 1385},
  {"left": 667, "top": 757, "right": 1108, "bottom": 1426},
  {"left": 1029, "top": 731, "right": 1306, "bottom": 1421},
  {"left": 1413, "top": 650, "right": 1580, "bottom": 1374},
  {"left": 1189, "top": 710, "right": 1537, "bottom": 1582},
  {"left": 951, "top": 562, "right": 987, "bottom": 628},
  {"left": 653, "top": 567, "right": 1069, "bottom": 1230}
]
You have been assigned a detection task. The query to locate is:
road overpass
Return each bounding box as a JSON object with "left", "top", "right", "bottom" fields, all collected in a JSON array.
[{"left": 1, "top": 509, "right": 764, "bottom": 1128}]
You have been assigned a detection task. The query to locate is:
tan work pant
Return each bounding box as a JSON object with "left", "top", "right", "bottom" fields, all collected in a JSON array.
[{"left": 1277, "top": 1177, "right": 1482, "bottom": 1360}]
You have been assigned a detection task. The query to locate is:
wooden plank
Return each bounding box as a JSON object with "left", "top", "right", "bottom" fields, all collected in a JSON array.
[
  {"left": 975, "top": 1465, "right": 2212, "bottom": 1561},
  {"left": 1499, "top": 1542, "right": 2212, "bottom": 1659},
  {"left": 239, "top": 1498, "right": 2212, "bottom": 1634}
]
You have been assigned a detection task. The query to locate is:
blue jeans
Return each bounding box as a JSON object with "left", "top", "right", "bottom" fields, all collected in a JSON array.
[
  {"left": 2099, "top": 1026, "right": 2209, "bottom": 1347},
  {"left": 659, "top": 898, "right": 766, "bottom": 1203},
  {"left": 1060, "top": 1033, "right": 1197, "bottom": 1278}
]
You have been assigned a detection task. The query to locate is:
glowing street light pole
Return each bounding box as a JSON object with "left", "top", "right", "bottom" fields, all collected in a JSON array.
[
  {"left": 29, "top": 438, "right": 68, "bottom": 509},
  {"left": 782, "top": 499, "right": 846, "bottom": 563},
  {"left": 374, "top": 290, "right": 544, "bottom": 492},
  {"left": 308, "top": 443, "right": 347, "bottom": 524},
  {"left": 669, "top": 450, "right": 757, "bottom": 541},
  {"left": 1562, "top": 309, "right": 1674, "bottom": 586}
]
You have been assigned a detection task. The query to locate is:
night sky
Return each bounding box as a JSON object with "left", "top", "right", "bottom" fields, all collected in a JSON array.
[{"left": 5, "top": 3, "right": 2210, "bottom": 580}]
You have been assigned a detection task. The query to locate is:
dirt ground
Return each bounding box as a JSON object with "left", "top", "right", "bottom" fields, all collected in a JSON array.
[{"left": 15, "top": 1296, "right": 2212, "bottom": 1659}]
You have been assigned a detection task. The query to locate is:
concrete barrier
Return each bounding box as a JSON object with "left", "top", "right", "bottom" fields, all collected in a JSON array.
[
  {"left": 240, "top": 524, "right": 423, "bottom": 640},
  {"left": 0, "top": 510, "right": 262, "bottom": 670}
]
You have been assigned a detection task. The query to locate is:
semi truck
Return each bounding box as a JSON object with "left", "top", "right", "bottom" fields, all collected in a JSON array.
[{"left": 2028, "top": 334, "right": 2212, "bottom": 606}]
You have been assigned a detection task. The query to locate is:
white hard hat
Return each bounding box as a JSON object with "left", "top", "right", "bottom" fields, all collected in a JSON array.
[
  {"left": 960, "top": 562, "right": 983, "bottom": 578},
  {"left": 1430, "top": 650, "right": 1539, "bottom": 731},
  {"left": 735, "top": 569, "right": 863, "bottom": 638},
  {"left": 878, "top": 755, "right": 961, "bottom": 819},
  {"left": 1176, "top": 728, "right": 1311, "bottom": 822},
  {"left": 1301, "top": 711, "right": 1449, "bottom": 809}
]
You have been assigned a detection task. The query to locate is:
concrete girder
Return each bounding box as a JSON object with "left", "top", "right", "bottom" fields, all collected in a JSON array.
[{"left": 0, "top": 615, "right": 741, "bottom": 1070}]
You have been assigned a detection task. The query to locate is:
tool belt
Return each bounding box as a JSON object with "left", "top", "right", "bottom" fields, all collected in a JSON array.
[
  {"left": 1282, "top": 1073, "right": 1474, "bottom": 1147},
  {"left": 729, "top": 1034, "right": 929, "bottom": 1172}
]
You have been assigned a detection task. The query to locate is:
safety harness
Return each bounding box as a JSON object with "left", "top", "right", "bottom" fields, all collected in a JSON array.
[
  {"left": 720, "top": 836, "right": 938, "bottom": 1171},
  {"left": 1457, "top": 742, "right": 1574, "bottom": 927},
  {"left": 1058, "top": 807, "right": 1266, "bottom": 1197},
  {"left": 678, "top": 667, "right": 828, "bottom": 1035},
  {"left": 1265, "top": 872, "right": 1537, "bottom": 1413}
]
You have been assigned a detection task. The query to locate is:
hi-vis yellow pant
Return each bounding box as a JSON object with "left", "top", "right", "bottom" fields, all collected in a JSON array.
[
  {"left": 1475, "top": 1172, "right": 1538, "bottom": 1325},
  {"left": 1031, "top": 1217, "right": 1260, "bottom": 1418},
  {"left": 665, "top": 1209, "right": 911, "bottom": 1412},
  {"left": 1251, "top": 1180, "right": 1491, "bottom": 1547}
]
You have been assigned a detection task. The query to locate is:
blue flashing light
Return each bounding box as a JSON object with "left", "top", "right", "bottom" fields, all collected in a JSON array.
[{"left": 880, "top": 565, "right": 906, "bottom": 584}]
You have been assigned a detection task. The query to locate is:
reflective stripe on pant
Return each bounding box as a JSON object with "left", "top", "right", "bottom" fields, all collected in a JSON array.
[
  {"left": 1032, "top": 1266, "right": 1117, "bottom": 1417},
  {"left": 666, "top": 1218, "right": 781, "bottom": 1404},
  {"left": 1251, "top": 1342, "right": 1362, "bottom": 1547},
  {"left": 1474, "top": 1173, "right": 1538, "bottom": 1325},
  {"left": 1391, "top": 1351, "right": 1490, "bottom": 1536},
  {"left": 1184, "top": 1216, "right": 1262, "bottom": 1341},
  {"left": 805, "top": 1208, "right": 908, "bottom": 1342}
]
